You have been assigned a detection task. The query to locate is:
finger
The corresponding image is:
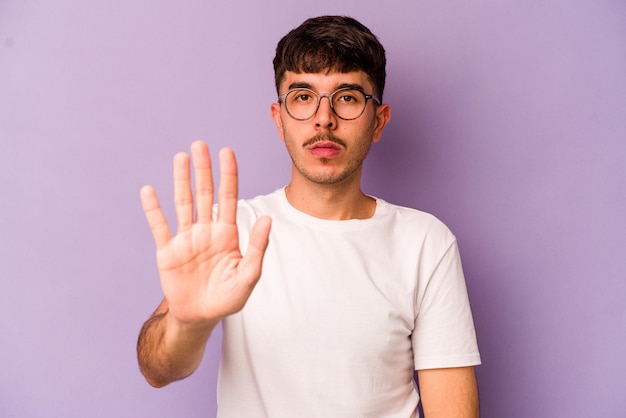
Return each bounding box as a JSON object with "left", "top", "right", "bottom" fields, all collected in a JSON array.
[
  {"left": 140, "top": 186, "right": 172, "bottom": 249},
  {"left": 191, "top": 140, "right": 214, "bottom": 224},
  {"left": 217, "top": 148, "right": 238, "bottom": 224},
  {"left": 238, "top": 216, "right": 272, "bottom": 286},
  {"left": 173, "top": 152, "right": 193, "bottom": 233}
]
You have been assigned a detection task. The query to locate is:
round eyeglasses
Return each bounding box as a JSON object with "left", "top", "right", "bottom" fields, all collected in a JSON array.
[{"left": 278, "top": 87, "right": 381, "bottom": 121}]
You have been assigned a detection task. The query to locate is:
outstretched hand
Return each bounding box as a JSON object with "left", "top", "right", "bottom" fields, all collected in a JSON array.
[{"left": 140, "top": 141, "right": 272, "bottom": 328}]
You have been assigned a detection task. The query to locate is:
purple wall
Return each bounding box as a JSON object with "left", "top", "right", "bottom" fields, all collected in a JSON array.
[{"left": 1, "top": 1, "right": 624, "bottom": 417}]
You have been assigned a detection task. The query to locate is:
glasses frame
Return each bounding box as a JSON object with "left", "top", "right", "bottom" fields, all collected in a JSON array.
[{"left": 278, "top": 87, "right": 381, "bottom": 121}]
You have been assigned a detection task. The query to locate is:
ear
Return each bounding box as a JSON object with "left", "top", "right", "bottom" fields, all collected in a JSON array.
[
  {"left": 270, "top": 103, "right": 285, "bottom": 141},
  {"left": 371, "top": 103, "right": 391, "bottom": 143}
]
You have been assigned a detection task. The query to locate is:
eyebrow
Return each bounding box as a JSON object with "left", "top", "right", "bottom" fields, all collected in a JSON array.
[{"left": 287, "top": 82, "right": 366, "bottom": 92}]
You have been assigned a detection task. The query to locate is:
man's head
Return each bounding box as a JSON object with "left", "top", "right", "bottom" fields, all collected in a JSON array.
[{"left": 273, "top": 16, "right": 386, "bottom": 101}]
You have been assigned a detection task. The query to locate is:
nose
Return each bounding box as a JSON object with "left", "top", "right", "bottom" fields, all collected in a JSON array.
[{"left": 314, "top": 95, "right": 336, "bottom": 129}]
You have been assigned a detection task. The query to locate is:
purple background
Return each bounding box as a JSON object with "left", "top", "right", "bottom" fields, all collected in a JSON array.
[{"left": 1, "top": 1, "right": 624, "bottom": 417}]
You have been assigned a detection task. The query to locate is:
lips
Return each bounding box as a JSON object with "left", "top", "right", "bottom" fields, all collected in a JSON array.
[{"left": 309, "top": 141, "right": 342, "bottom": 158}]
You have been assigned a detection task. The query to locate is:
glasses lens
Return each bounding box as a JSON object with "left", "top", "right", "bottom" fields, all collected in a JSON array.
[
  {"left": 285, "top": 89, "right": 318, "bottom": 120},
  {"left": 331, "top": 89, "right": 367, "bottom": 120}
]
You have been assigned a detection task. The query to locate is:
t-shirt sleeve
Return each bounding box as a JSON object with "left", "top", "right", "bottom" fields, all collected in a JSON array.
[{"left": 412, "top": 238, "right": 481, "bottom": 370}]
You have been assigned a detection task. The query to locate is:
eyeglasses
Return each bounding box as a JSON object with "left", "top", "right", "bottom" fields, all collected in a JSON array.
[{"left": 278, "top": 87, "right": 381, "bottom": 121}]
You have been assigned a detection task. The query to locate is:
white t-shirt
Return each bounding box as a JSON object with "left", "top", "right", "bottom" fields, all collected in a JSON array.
[{"left": 216, "top": 188, "right": 480, "bottom": 418}]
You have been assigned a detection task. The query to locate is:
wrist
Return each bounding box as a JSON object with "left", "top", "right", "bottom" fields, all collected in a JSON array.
[{"left": 164, "top": 310, "right": 219, "bottom": 345}]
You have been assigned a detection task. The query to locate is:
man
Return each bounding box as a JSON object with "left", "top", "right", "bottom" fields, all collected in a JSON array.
[{"left": 138, "top": 15, "right": 481, "bottom": 417}]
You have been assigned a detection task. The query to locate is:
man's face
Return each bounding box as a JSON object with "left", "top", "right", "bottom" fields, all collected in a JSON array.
[{"left": 270, "top": 70, "right": 391, "bottom": 187}]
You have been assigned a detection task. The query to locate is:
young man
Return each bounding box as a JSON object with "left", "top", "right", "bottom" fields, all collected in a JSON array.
[{"left": 138, "top": 16, "right": 481, "bottom": 417}]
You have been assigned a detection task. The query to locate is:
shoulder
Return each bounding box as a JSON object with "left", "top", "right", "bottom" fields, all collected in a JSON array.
[{"left": 374, "top": 198, "right": 457, "bottom": 245}]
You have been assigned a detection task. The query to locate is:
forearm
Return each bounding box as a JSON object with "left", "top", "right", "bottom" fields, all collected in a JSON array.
[{"left": 137, "top": 308, "right": 218, "bottom": 388}]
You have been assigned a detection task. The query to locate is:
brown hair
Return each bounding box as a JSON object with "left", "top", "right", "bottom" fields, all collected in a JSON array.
[{"left": 273, "top": 16, "right": 387, "bottom": 101}]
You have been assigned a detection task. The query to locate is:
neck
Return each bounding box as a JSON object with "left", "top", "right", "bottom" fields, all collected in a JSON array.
[{"left": 285, "top": 174, "right": 376, "bottom": 220}]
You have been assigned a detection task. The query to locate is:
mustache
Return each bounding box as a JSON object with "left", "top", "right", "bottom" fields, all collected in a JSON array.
[{"left": 302, "top": 133, "right": 347, "bottom": 148}]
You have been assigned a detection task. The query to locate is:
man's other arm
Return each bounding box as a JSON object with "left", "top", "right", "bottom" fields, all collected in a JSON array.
[{"left": 417, "top": 366, "right": 479, "bottom": 418}]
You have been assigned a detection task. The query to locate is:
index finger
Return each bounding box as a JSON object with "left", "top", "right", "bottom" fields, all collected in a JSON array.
[{"left": 216, "top": 147, "right": 238, "bottom": 224}]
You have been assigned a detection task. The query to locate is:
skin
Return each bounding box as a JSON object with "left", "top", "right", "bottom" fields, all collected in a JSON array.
[
  {"left": 270, "top": 71, "right": 390, "bottom": 219},
  {"left": 137, "top": 145, "right": 272, "bottom": 387},
  {"left": 137, "top": 70, "right": 479, "bottom": 417},
  {"left": 419, "top": 367, "right": 480, "bottom": 418}
]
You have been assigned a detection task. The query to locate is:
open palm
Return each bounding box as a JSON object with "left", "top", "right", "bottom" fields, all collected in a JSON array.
[{"left": 140, "top": 142, "right": 271, "bottom": 326}]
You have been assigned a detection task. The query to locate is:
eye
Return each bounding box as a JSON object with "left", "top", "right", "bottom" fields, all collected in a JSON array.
[
  {"left": 335, "top": 90, "right": 362, "bottom": 105},
  {"left": 289, "top": 89, "right": 315, "bottom": 103}
]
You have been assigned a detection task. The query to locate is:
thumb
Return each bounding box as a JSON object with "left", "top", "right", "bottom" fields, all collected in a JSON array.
[{"left": 238, "top": 216, "right": 272, "bottom": 284}]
